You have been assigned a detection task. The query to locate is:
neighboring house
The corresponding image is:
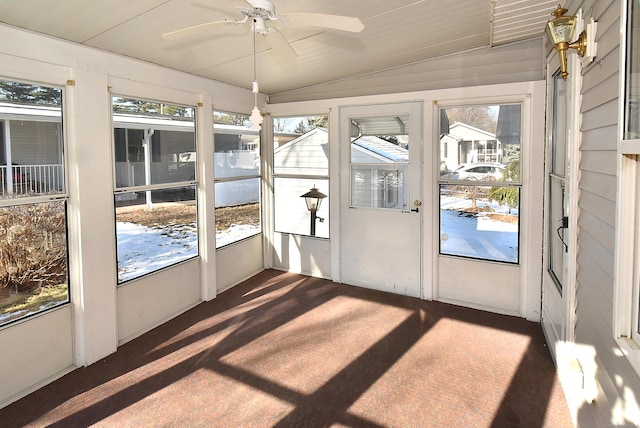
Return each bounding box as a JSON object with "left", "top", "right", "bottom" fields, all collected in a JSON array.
[
  {"left": 274, "top": 127, "right": 330, "bottom": 176},
  {"left": 275, "top": 128, "right": 408, "bottom": 210},
  {"left": 0, "top": 102, "right": 64, "bottom": 194},
  {"left": 0, "top": 104, "right": 265, "bottom": 206},
  {"left": 274, "top": 128, "right": 408, "bottom": 172},
  {"left": 440, "top": 122, "right": 503, "bottom": 172}
]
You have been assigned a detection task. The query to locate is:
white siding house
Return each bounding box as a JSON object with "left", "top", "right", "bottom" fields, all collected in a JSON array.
[
  {"left": 440, "top": 122, "right": 503, "bottom": 171},
  {"left": 0, "top": 103, "right": 64, "bottom": 194}
]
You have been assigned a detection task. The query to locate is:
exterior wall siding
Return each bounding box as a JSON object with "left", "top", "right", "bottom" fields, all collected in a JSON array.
[{"left": 567, "top": 0, "right": 640, "bottom": 425}]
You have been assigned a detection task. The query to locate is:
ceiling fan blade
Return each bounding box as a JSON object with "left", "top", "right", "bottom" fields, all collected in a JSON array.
[
  {"left": 162, "top": 20, "right": 229, "bottom": 40},
  {"left": 265, "top": 28, "right": 298, "bottom": 60},
  {"left": 279, "top": 12, "right": 364, "bottom": 33}
]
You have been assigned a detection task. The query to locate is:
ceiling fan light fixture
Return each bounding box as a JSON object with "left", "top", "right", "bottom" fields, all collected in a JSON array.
[
  {"left": 252, "top": 16, "right": 268, "bottom": 34},
  {"left": 249, "top": 105, "right": 263, "bottom": 130}
]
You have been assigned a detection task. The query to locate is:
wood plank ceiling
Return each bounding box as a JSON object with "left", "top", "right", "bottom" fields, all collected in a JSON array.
[{"left": 0, "top": 0, "right": 561, "bottom": 95}]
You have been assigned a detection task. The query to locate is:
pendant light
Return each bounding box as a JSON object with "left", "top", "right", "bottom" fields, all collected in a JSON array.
[{"left": 248, "top": 18, "right": 263, "bottom": 130}]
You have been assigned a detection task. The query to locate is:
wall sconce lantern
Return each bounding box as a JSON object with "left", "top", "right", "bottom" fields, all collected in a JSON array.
[
  {"left": 301, "top": 186, "right": 327, "bottom": 236},
  {"left": 545, "top": 5, "right": 588, "bottom": 80}
]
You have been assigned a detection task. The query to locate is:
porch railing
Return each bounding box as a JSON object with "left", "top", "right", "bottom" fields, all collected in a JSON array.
[{"left": 0, "top": 164, "right": 65, "bottom": 196}]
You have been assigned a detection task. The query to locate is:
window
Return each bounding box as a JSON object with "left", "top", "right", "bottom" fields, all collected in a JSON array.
[
  {"left": 439, "top": 104, "right": 521, "bottom": 263},
  {"left": 626, "top": 0, "right": 640, "bottom": 140},
  {"left": 112, "top": 96, "right": 197, "bottom": 284},
  {"left": 547, "top": 69, "right": 569, "bottom": 293},
  {"left": 349, "top": 115, "right": 410, "bottom": 210},
  {"left": 0, "top": 79, "right": 69, "bottom": 326},
  {"left": 273, "top": 114, "right": 329, "bottom": 238},
  {"left": 213, "top": 110, "right": 261, "bottom": 247},
  {"left": 615, "top": 0, "right": 640, "bottom": 375}
]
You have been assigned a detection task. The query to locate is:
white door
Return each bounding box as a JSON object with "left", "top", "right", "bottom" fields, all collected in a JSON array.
[
  {"left": 541, "top": 53, "right": 578, "bottom": 357},
  {"left": 339, "top": 103, "right": 422, "bottom": 297},
  {"left": 435, "top": 101, "right": 525, "bottom": 315}
]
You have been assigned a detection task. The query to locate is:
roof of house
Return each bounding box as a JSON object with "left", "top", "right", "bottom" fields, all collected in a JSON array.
[
  {"left": 275, "top": 128, "right": 409, "bottom": 170},
  {"left": 448, "top": 122, "right": 497, "bottom": 141}
]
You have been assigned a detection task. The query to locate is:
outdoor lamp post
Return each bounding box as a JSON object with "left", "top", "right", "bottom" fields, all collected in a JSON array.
[{"left": 301, "top": 186, "right": 327, "bottom": 236}]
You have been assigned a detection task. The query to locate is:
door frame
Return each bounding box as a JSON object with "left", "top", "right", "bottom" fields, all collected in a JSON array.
[
  {"left": 541, "top": 50, "right": 581, "bottom": 359},
  {"left": 338, "top": 102, "right": 423, "bottom": 297},
  {"left": 429, "top": 85, "right": 546, "bottom": 320}
]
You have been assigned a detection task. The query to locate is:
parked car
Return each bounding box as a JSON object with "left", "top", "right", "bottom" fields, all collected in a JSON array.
[{"left": 449, "top": 163, "right": 505, "bottom": 181}]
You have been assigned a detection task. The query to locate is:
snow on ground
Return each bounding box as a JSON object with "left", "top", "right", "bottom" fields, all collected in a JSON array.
[
  {"left": 440, "top": 196, "right": 519, "bottom": 263},
  {"left": 4, "top": 195, "right": 517, "bottom": 323},
  {"left": 116, "top": 221, "right": 260, "bottom": 282},
  {"left": 116, "top": 195, "right": 519, "bottom": 282}
]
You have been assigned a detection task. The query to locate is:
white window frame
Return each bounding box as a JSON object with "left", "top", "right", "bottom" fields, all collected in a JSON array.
[
  {"left": 437, "top": 102, "right": 523, "bottom": 265},
  {"left": 110, "top": 94, "right": 199, "bottom": 285},
  {"left": 0, "top": 77, "right": 70, "bottom": 326},
  {"left": 272, "top": 113, "right": 330, "bottom": 239},
  {"left": 213, "top": 110, "right": 262, "bottom": 248},
  {"left": 614, "top": 0, "right": 640, "bottom": 376}
]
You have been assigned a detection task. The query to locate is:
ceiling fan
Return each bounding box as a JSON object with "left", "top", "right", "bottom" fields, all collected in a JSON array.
[
  {"left": 162, "top": 0, "right": 365, "bottom": 57},
  {"left": 163, "top": 0, "right": 363, "bottom": 129}
]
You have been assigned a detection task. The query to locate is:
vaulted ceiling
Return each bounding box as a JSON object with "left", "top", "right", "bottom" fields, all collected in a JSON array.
[{"left": 0, "top": 0, "right": 559, "bottom": 95}]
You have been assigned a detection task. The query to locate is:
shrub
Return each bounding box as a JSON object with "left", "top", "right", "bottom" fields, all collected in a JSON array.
[{"left": 0, "top": 202, "right": 67, "bottom": 294}]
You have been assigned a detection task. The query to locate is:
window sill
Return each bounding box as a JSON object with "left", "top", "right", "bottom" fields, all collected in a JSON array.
[
  {"left": 616, "top": 337, "right": 640, "bottom": 377},
  {"left": 619, "top": 139, "right": 640, "bottom": 155}
]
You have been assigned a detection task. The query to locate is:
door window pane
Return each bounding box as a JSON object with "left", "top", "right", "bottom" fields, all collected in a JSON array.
[
  {"left": 440, "top": 184, "right": 519, "bottom": 263},
  {"left": 349, "top": 116, "right": 409, "bottom": 210},
  {"left": 440, "top": 105, "right": 520, "bottom": 182},
  {"left": 439, "top": 104, "right": 521, "bottom": 264},
  {"left": 351, "top": 165, "right": 405, "bottom": 209}
]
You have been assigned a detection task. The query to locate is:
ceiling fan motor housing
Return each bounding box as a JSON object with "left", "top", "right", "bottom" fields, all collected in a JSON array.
[{"left": 247, "top": 0, "right": 276, "bottom": 17}]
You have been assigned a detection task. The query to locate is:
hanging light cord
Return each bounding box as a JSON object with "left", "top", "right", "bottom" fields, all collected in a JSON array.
[
  {"left": 253, "top": 20, "right": 258, "bottom": 100},
  {"left": 248, "top": 18, "right": 263, "bottom": 129}
]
